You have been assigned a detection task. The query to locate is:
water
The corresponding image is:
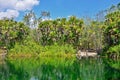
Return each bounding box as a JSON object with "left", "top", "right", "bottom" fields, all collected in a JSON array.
[{"left": 0, "top": 57, "right": 120, "bottom": 80}]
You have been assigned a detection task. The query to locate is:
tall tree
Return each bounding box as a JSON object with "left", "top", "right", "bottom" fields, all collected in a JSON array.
[{"left": 23, "top": 11, "right": 37, "bottom": 29}]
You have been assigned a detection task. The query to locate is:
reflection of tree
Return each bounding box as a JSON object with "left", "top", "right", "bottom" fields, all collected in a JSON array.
[
  {"left": 5, "top": 60, "right": 30, "bottom": 80},
  {"left": 3, "top": 58, "right": 106, "bottom": 80},
  {"left": 0, "top": 58, "right": 119, "bottom": 80},
  {"left": 0, "top": 61, "right": 9, "bottom": 80}
]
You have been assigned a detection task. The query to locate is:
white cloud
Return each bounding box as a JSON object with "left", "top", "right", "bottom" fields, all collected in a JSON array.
[
  {"left": 0, "top": 0, "right": 39, "bottom": 19},
  {"left": 15, "top": 0, "right": 39, "bottom": 11},
  {"left": 0, "top": 0, "right": 16, "bottom": 11},
  {"left": 0, "top": 9, "right": 19, "bottom": 19}
]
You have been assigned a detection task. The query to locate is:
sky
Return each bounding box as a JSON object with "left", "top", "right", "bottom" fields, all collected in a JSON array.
[{"left": 0, "top": 0, "right": 120, "bottom": 21}]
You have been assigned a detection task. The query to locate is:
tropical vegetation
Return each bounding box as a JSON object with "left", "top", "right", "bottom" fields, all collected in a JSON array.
[{"left": 0, "top": 3, "right": 120, "bottom": 59}]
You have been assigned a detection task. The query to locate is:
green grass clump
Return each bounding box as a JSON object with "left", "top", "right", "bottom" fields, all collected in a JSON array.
[
  {"left": 8, "top": 39, "right": 76, "bottom": 57},
  {"left": 40, "top": 43, "right": 76, "bottom": 55},
  {"left": 9, "top": 41, "right": 41, "bottom": 54}
]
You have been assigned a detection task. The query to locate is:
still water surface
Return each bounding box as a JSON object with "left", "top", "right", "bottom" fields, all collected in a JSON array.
[{"left": 0, "top": 57, "right": 120, "bottom": 80}]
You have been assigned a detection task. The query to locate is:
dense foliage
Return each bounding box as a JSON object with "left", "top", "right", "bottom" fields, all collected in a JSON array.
[
  {"left": 103, "top": 3, "right": 120, "bottom": 58},
  {"left": 36, "top": 16, "right": 103, "bottom": 51},
  {"left": 0, "top": 3, "right": 120, "bottom": 59},
  {"left": 104, "top": 11, "right": 120, "bottom": 46},
  {"left": 38, "top": 17, "right": 83, "bottom": 46},
  {"left": 0, "top": 19, "right": 29, "bottom": 49},
  {"left": 9, "top": 38, "right": 76, "bottom": 55}
]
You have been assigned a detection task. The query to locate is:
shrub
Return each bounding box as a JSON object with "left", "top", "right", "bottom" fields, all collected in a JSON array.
[{"left": 106, "top": 44, "right": 120, "bottom": 57}]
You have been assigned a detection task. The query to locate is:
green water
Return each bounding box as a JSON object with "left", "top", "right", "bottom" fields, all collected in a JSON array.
[{"left": 0, "top": 57, "right": 120, "bottom": 80}]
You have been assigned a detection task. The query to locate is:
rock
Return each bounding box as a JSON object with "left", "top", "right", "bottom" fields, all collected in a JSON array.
[{"left": 76, "top": 50, "right": 98, "bottom": 59}]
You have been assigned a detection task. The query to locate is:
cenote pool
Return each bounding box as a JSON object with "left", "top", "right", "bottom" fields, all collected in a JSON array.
[{"left": 0, "top": 57, "right": 120, "bottom": 80}]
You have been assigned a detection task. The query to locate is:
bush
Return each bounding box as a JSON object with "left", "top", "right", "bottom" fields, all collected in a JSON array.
[
  {"left": 9, "top": 42, "right": 41, "bottom": 54},
  {"left": 40, "top": 43, "right": 76, "bottom": 55},
  {"left": 106, "top": 44, "right": 120, "bottom": 57},
  {"left": 9, "top": 38, "right": 76, "bottom": 56}
]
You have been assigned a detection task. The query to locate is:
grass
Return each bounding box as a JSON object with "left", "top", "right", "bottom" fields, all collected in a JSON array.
[{"left": 8, "top": 40, "right": 76, "bottom": 59}]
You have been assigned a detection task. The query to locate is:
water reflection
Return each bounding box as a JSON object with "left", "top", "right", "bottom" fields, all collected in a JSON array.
[
  {"left": 30, "top": 77, "right": 38, "bottom": 80},
  {"left": 0, "top": 57, "right": 119, "bottom": 80}
]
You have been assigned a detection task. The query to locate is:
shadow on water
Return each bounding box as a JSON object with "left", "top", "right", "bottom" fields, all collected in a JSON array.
[{"left": 0, "top": 57, "right": 120, "bottom": 80}]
